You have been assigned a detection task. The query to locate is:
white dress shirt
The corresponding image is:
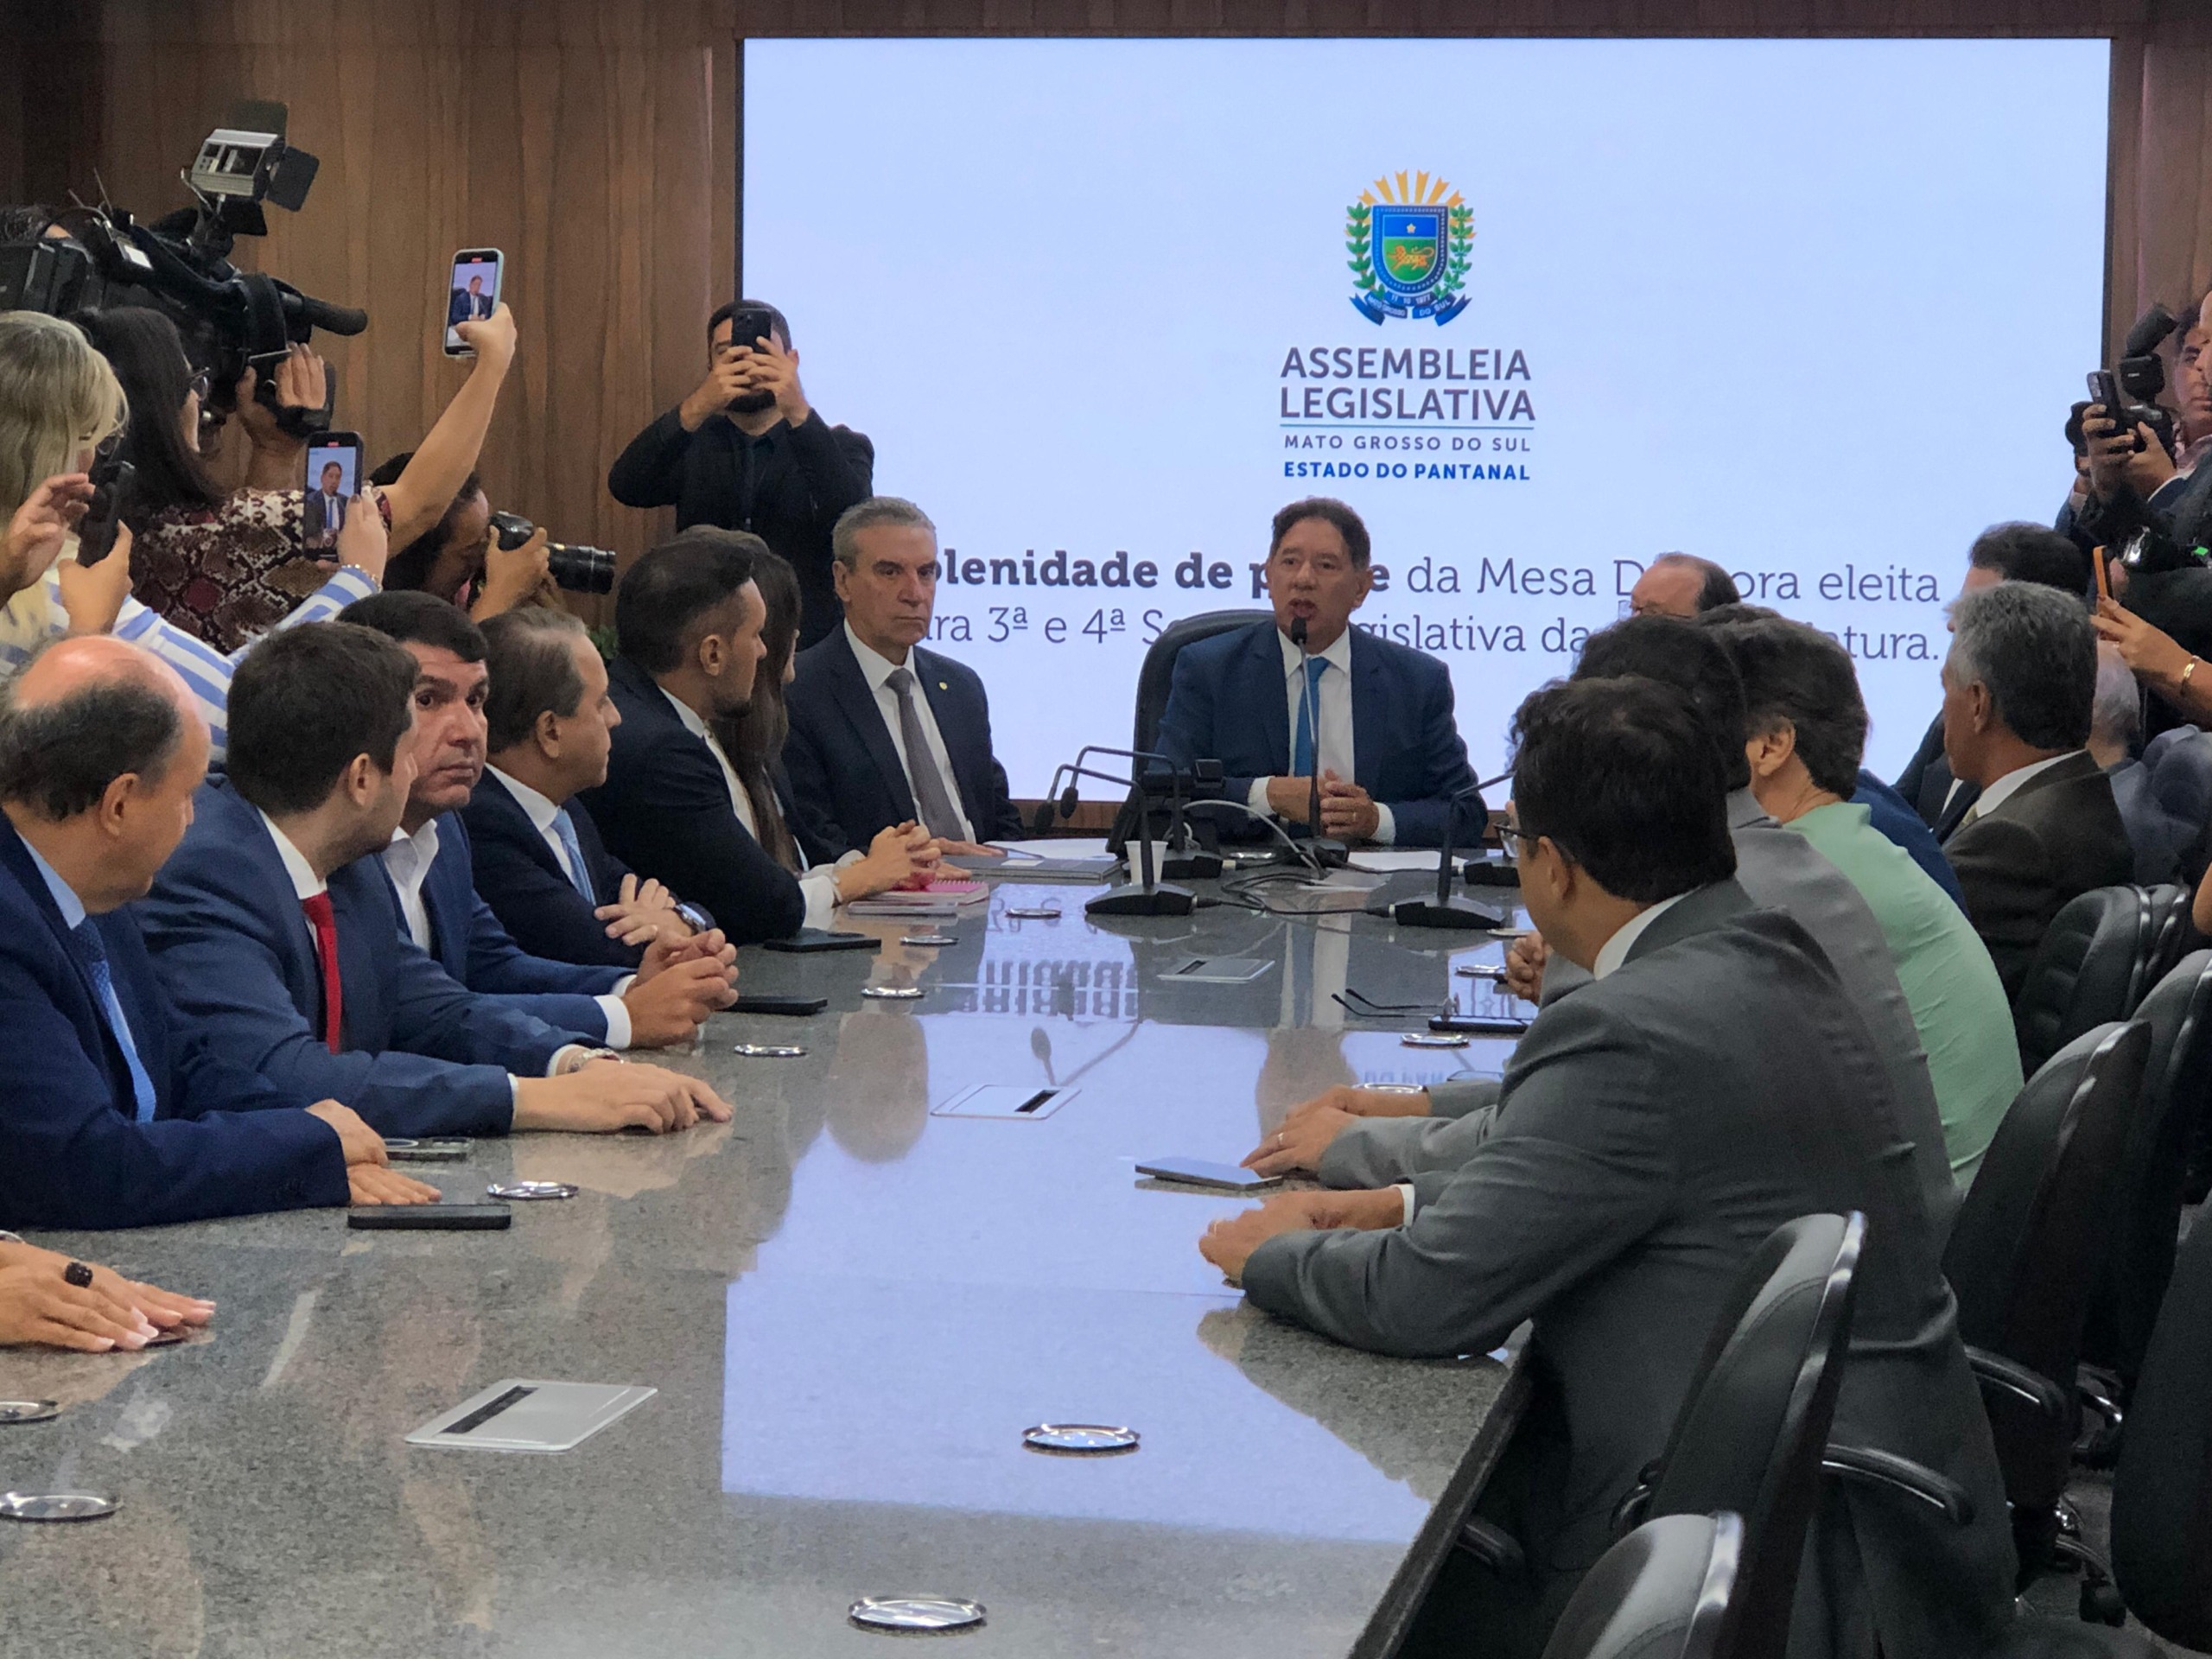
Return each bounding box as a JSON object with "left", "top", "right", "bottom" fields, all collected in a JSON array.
[
  {"left": 1962, "top": 749, "right": 2083, "bottom": 824},
  {"left": 381, "top": 818, "right": 632, "bottom": 1048},
  {"left": 846, "top": 622, "right": 975, "bottom": 842},
  {"left": 658, "top": 690, "right": 851, "bottom": 928},
  {"left": 1247, "top": 626, "right": 1396, "bottom": 845},
  {"left": 258, "top": 810, "right": 583, "bottom": 1084},
  {"left": 1591, "top": 891, "right": 1688, "bottom": 980}
]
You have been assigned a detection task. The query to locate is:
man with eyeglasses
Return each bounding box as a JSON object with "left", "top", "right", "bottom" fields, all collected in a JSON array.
[{"left": 1199, "top": 673, "right": 2016, "bottom": 1659}]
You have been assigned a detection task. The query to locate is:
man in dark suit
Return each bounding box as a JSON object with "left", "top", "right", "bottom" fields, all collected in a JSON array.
[
  {"left": 1939, "top": 581, "right": 2135, "bottom": 1001},
  {"left": 784, "top": 497, "right": 1024, "bottom": 861},
  {"left": 607, "top": 299, "right": 874, "bottom": 647},
  {"left": 1896, "top": 522, "right": 2094, "bottom": 833},
  {"left": 447, "top": 275, "right": 493, "bottom": 328},
  {"left": 340, "top": 593, "right": 735, "bottom": 1048},
  {"left": 582, "top": 528, "right": 813, "bottom": 944},
  {"left": 0, "top": 637, "right": 435, "bottom": 1229},
  {"left": 141, "top": 623, "right": 731, "bottom": 1141},
  {"left": 465, "top": 605, "right": 718, "bottom": 969},
  {"left": 1207, "top": 676, "right": 2016, "bottom": 1659},
  {"left": 1155, "top": 497, "right": 1478, "bottom": 848},
  {"left": 302, "top": 460, "right": 347, "bottom": 550}
]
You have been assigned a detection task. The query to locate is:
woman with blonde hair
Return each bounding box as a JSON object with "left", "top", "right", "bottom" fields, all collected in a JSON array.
[{"left": 0, "top": 310, "right": 387, "bottom": 758}]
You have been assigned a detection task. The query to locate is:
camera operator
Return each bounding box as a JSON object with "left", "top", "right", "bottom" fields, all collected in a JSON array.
[
  {"left": 607, "top": 300, "right": 873, "bottom": 649},
  {"left": 0, "top": 311, "right": 384, "bottom": 760},
  {"left": 2076, "top": 293, "right": 2212, "bottom": 734},
  {"left": 365, "top": 453, "right": 552, "bottom": 620},
  {"left": 72, "top": 302, "right": 520, "bottom": 653}
]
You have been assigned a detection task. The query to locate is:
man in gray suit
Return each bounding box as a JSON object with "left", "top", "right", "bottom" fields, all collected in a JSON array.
[
  {"left": 1323, "top": 616, "right": 1957, "bottom": 1227},
  {"left": 1204, "top": 676, "right": 2015, "bottom": 1659}
]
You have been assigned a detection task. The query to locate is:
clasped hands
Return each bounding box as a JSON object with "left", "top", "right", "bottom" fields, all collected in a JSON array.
[
  {"left": 1194, "top": 1082, "right": 1438, "bottom": 1282},
  {"left": 1265, "top": 770, "right": 1381, "bottom": 841}
]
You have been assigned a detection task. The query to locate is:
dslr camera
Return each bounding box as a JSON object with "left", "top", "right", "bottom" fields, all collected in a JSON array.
[
  {"left": 0, "top": 99, "right": 359, "bottom": 435},
  {"left": 487, "top": 511, "right": 617, "bottom": 594}
]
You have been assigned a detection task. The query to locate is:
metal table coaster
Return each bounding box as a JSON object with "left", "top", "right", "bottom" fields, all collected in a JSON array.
[
  {"left": 861, "top": 985, "right": 925, "bottom": 1001},
  {"left": 0, "top": 1400, "right": 60, "bottom": 1426},
  {"left": 0, "top": 1491, "right": 117, "bottom": 1522},
  {"left": 1003, "top": 906, "right": 1061, "bottom": 920},
  {"left": 486, "top": 1181, "right": 577, "bottom": 1201},
  {"left": 732, "top": 1043, "right": 808, "bottom": 1058},
  {"left": 849, "top": 1595, "right": 987, "bottom": 1634},
  {"left": 901, "top": 933, "right": 958, "bottom": 947},
  {"left": 1023, "top": 1422, "right": 1139, "bottom": 1455}
]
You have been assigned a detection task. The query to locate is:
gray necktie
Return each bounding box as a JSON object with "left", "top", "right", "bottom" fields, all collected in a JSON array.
[{"left": 885, "top": 666, "right": 963, "bottom": 840}]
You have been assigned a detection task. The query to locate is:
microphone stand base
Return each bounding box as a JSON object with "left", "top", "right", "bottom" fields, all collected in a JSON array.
[
  {"left": 1086, "top": 882, "right": 1198, "bottom": 918},
  {"left": 1391, "top": 897, "right": 1509, "bottom": 931}
]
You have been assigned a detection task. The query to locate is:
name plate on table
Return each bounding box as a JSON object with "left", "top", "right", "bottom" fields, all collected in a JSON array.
[
  {"left": 931, "top": 1084, "right": 1078, "bottom": 1120},
  {"left": 1159, "top": 957, "right": 1273, "bottom": 984},
  {"left": 404, "top": 1379, "right": 655, "bottom": 1452}
]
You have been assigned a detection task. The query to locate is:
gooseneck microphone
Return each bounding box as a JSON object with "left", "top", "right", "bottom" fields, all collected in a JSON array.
[{"left": 1389, "top": 769, "right": 1516, "bottom": 931}]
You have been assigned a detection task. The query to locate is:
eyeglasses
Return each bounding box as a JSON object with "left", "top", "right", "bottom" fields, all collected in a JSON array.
[{"left": 187, "top": 369, "right": 212, "bottom": 404}]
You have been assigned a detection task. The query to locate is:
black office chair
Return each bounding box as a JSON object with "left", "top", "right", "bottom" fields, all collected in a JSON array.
[
  {"left": 1128, "top": 607, "right": 1270, "bottom": 753},
  {"left": 2110, "top": 1187, "right": 2212, "bottom": 1649},
  {"left": 2139, "top": 882, "right": 2196, "bottom": 993},
  {"left": 2109, "top": 726, "right": 2212, "bottom": 887},
  {"left": 2012, "top": 888, "right": 2162, "bottom": 1077},
  {"left": 1941, "top": 1021, "right": 2152, "bottom": 1617},
  {"left": 1464, "top": 1214, "right": 1860, "bottom": 1659},
  {"left": 1540, "top": 1512, "right": 1743, "bottom": 1659},
  {"left": 2079, "top": 950, "right": 2212, "bottom": 1452}
]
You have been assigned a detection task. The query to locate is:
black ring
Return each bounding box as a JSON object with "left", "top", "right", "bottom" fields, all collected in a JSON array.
[{"left": 62, "top": 1261, "right": 93, "bottom": 1288}]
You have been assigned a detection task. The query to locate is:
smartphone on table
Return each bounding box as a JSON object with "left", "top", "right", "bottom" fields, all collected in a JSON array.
[
  {"left": 1135, "top": 1158, "right": 1281, "bottom": 1192},
  {"left": 444, "top": 249, "right": 504, "bottom": 356},
  {"left": 302, "top": 431, "right": 363, "bottom": 552}
]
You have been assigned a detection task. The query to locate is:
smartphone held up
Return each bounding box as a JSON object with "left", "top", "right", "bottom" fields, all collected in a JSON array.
[
  {"left": 444, "top": 249, "right": 503, "bottom": 356},
  {"left": 302, "top": 431, "right": 363, "bottom": 552}
]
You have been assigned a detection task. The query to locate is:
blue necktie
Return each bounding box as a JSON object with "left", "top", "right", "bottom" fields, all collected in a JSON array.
[
  {"left": 550, "top": 808, "right": 594, "bottom": 900},
  {"left": 73, "top": 922, "right": 158, "bottom": 1123},
  {"left": 1293, "top": 657, "right": 1329, "bottom": 777}
]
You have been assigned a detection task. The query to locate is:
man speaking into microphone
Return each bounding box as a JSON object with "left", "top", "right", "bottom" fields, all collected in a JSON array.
[{"left": 1155, "top": 498, "right": 1477, "bottom": 847}]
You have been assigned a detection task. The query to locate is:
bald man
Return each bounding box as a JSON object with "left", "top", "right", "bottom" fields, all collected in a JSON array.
[
  {"left": 1628, "top": 553, "right": 1741, "bottom": 618},
  {"left": 0, "top": 637, "right": 435, "bottom": 1230}
]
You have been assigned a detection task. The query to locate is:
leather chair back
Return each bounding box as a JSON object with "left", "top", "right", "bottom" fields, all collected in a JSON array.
[
  {"left": 2110, "top": 727, "right": 2212, "bottom": 887},
  {"left": 2013, "top": 887, "right": 2158, "bottom": 1076},
  {"left": 2112, "top": 1188, "right": 2212, "bottom": 1649},
  {"left": 1541, "top": 1513, "right": 1743, "bottom": 1659},
  {"left": 1128, "top": 609, "right": 1272, "bottom": 754},
  {"left": 2141, "top": 883, "right": 2196, "bottom": 994},
  {"left": 1635, "top": 1214, "right": 1862, "bottom": 1658},
  {"left": 1943, "top": 1022, "right": 2152, "bottom": 1510},
  {"left": 2086, "top": 951, "right": 2212, "bottom": 1390}
]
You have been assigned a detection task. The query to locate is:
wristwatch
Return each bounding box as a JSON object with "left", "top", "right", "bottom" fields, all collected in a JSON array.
[
  {"left": 2183, "top": 657, "right": 2200, "bottom": 690},
  {"left": 673, "top": 901, "right": 712, "bottom": 934}
]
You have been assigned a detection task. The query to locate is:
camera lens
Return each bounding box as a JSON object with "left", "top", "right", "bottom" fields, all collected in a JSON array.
[{"left": 546, "top": 542, "right": 617, "bottom": 594}]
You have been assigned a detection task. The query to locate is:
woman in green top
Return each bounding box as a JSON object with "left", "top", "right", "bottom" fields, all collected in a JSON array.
[{"left": 1711, "top": 613, "right": 2019, "bottom": 1188}]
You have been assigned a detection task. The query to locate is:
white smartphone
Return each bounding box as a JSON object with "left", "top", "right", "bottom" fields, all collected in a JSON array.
[
  {"left": 1135, "top": 1158, "right": 1281, "bottom": 1192},
  {"left": 443, "top": 248, "right": 503, "bottom": 355}
]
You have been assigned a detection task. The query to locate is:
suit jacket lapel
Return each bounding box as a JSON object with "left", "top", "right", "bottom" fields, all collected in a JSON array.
[
  {"left": 1346, "top": 631, "right": 1385, "bottom": 791},
  {"left": 0, "top": 819, "right": 128, "bottom": 1096},
  {"left": 219, "top": 782, "right": 329, "bottom": 1020},
  {"left": 916, "top": 648, "right": 982, "bottom": 821},
  {"left": 828, "top": 630, "right": 916, "bottom": 820},
  {"left": 1240, "top": 624, "right": 1293, "bottom": 774}
]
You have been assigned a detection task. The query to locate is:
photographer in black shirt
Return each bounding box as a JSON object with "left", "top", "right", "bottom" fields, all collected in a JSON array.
[{"left": 607, "top": 301, "right": 873, "bottom": 648}]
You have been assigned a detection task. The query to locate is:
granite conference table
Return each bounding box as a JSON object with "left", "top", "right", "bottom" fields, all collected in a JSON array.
[{"left": 0, "top": 853, "right": 1533, "bottom": 1659}]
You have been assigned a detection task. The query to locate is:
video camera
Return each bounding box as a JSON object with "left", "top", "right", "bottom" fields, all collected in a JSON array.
[
  {"left": 0, "top": 99, "right": 364, "bottom": 437},
  {"left": 2082, "top": 302, "right": 2183, "bottom": 461}
]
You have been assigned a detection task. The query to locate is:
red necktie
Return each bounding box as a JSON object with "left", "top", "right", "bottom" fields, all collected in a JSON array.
[{"left": 301, "top": 892, "right": 344, "bottom": 1054}]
